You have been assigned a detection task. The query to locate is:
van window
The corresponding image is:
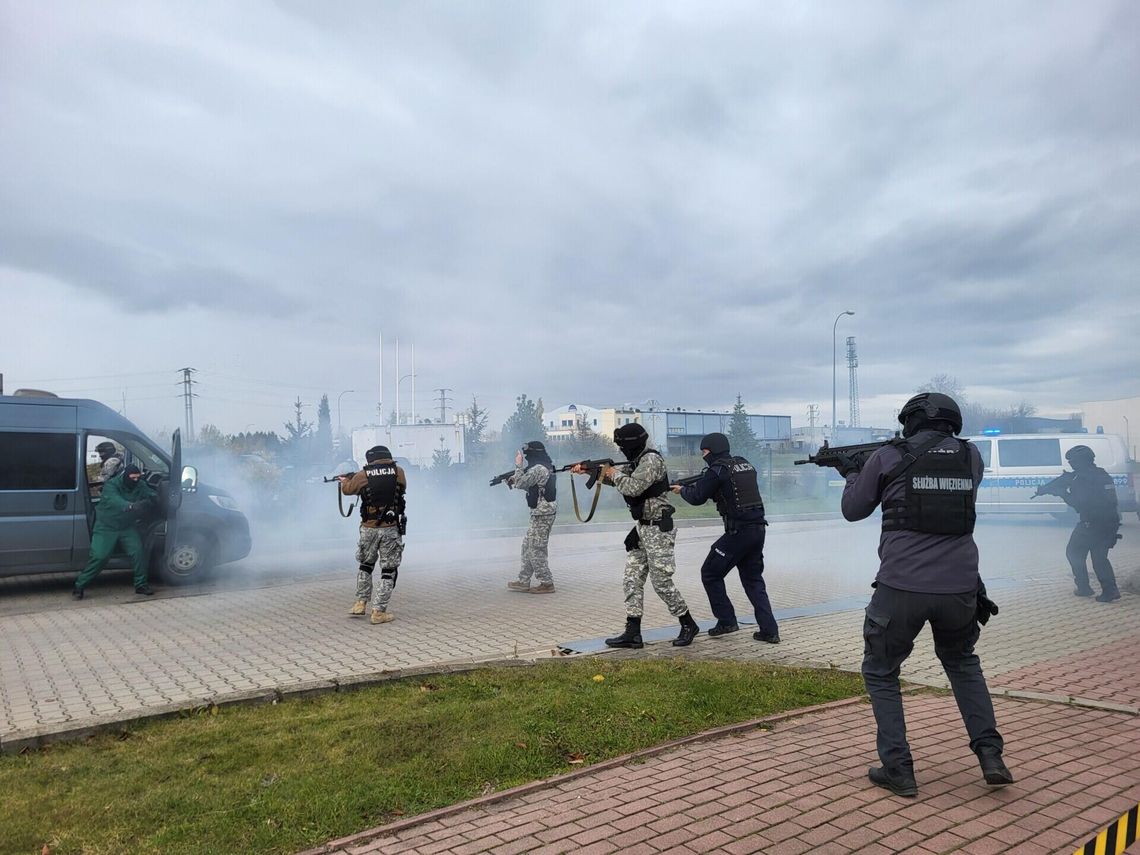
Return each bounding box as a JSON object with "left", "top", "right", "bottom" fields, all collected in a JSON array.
[
  {"left": 972, "top": 440, "right": 991, "bottom": 468},
  {"left": 997, "top": 438, "right": 1062, "bottom": 468},
  {"left": 0, "top": 432, "right": 77, "bottom": 490}
]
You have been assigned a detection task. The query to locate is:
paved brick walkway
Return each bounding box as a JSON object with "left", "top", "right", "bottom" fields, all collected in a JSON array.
[{"left": 309, "top": 695, "right": 1140, "bottom": 855}]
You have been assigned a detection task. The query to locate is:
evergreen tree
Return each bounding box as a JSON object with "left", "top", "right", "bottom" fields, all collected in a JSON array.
[
  {"left": 283, "top": 397, "right": 313, "bottom": 465},
  {"left": 463, "top": 395, "right": 489, "bottom": 460},
  {"left": 502, "top": 393, "right": 547, "bottom": 450},
  {"left": 726, "top": 395, "right": 761, "bottom": 461},
  {"left": 314, "top": 394, "right": 333, "bottom": 460}
]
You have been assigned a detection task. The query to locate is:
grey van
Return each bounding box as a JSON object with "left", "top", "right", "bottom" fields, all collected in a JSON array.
[{"left": 0, "top": 393, "right": 251, "bottom": 583}]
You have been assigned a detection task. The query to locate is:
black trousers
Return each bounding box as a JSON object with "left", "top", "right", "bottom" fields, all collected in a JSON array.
[
  {"left": 862, "top": 584, "right": 1003, "bottom": 771},
  {"left": 1066, "top": 523, "right": 1119, "bottom": 594},
  {"left": 700, "top": 524, "right": 778, "bottom": 637}
]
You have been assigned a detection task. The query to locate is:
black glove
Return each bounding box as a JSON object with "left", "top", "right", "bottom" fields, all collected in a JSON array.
[
  {"left": 623, "top": 526, "right": 641, "bottom": 553},
  {"left": 835, "top": 453, "right": 860, "bottom": 478},
  {"left": 976, "top": 581, "right": 999, "bottom": 626}
]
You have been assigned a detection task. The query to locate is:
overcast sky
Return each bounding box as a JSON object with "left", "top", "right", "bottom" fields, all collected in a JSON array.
[{"left": 2, "top": 1, "right": 1138, "bottom": 437}]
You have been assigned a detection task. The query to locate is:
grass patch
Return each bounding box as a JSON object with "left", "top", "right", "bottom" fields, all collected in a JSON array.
[{"left": 1, "top": 659, "right": 863, "bottom": 855}]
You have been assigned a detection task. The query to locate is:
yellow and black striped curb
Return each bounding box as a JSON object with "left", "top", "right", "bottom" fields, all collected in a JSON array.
[{"left": 1073, "top": 801, "right": 1139, "bottom": 855}]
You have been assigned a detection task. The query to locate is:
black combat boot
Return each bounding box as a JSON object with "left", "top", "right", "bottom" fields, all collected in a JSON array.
[
  {"left": 868, "top": 765, "right": 918, "bottom": 797},
  {"left": 673, "top": 611, "right": 700, "bottom": 647},
  {"left": 605, "top": 617, "right": 644, "bottom": 649},
  {"left": 977, "top": 748, "right": 1014, "bottom": 786}
]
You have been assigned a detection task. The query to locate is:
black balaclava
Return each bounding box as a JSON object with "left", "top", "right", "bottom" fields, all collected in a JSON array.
[
  {"left": 522, "top": 440, "right": 554, "bottom": 470},
  {"left": 366, "top": 445, "right": 392, "bottom": 463},
  {"left": 121, "top": 464, "right": 142, "bottom": 485},
  {"left": 614, "top": 423, "right": 649, "bottom": 459},
  {"left": 699, "top": 432, "right": 731, "bottom": 461}
]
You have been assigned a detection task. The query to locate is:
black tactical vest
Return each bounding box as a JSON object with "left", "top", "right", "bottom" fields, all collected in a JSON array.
[
  {"left": 361, "top": 461, "right": 399, "bottom": 524},
  {"left": 882, "top": 439, "right": 976, "bottom": 535},
  {"left": 711, "top": 456, "right": 765, "bottom": 518},
  {"left": 622, "top": 449, "right": 671, "bottom": 520},
  {"left": 524, "top": 463, "right": 556, "bottom": 509}
]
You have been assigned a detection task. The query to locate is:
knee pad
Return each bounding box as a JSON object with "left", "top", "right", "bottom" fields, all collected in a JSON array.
[
  {"left": 380, "top": 568, "right": 398, "bottom": 584},
  {"left": 359, "top": 563, "right": 375, "bottom": 575}
]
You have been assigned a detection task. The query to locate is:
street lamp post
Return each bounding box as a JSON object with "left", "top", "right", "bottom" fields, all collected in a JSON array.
[
  {"left": 337, "top": 390, "right": 355, "bottom": 438},
  {"left": 832, "top": 310, "right": 855, "bottom": 441}
]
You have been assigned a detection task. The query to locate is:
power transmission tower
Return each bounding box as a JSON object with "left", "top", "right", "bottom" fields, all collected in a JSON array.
[
  {"left": 177, "top": 367, "right": 198, "bottom": 442},
  {"left": 846, "top": 336, "right": 860, "bottom": 428},
  {"left": 435, "top": 388, "right": 453, "bottom": 424}
]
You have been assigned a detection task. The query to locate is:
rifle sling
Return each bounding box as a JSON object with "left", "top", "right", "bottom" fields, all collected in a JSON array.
[
  {"left": 338, "top": 484, "right": 356, "bottom": 518},
  {"left": 881, "top": 435, "right": 952, "bottom": 486},
  {"left": 570, "top": 474, "right": 604, "bottom": 523}
]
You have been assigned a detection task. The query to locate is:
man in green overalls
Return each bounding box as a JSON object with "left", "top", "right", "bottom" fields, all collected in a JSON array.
[{"left": 73, "top": 464, "right": 158, "bottom": 599}]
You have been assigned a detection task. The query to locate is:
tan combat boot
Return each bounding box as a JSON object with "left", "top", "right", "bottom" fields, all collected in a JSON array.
[
  {"left": 349, "top": 600, "right": 366, "bottom": 616},
  {"left": 528, "top": 582, "right": 556, "bottom": 594},
  {"left": 506, "top": 581, "right": 530, "bottom": 592},
  {"left": 371, "top": 609, "right": 393, "bottom": 624}
]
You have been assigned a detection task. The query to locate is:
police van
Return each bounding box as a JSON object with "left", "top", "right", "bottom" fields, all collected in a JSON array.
[
  {"left": 964, "top": 432, "right": 1137, "bottom": 519},
  {"left": 0, "top": 391, "right": 251, "bottom": 583}
]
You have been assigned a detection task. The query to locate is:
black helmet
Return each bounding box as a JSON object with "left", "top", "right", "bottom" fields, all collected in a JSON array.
[
  {"left": 365, "top": 445, "right": 392, "bottom": 462},
  {"left": 898, "top": 392, "right": 963, "bottom": 436},
  {"left": 1065, "top": 445, "right": 1095, "bottom": 466},
  {"left": 613, "top": 423, "right": 649, "bottom": 458},
  {"left": 699, "top": 432, "right": 730, "bottom": 456},
  {"left": 96, "top": 441, "right": 117, "bottom": 458}
]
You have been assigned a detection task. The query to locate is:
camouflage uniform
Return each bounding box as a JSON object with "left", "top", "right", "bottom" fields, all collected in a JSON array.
[
  {"left": 608, "top": 452, "right": 689, "bottom": 618},
  {"left": 100, "top": 454, "right": 123, "bottom": 483},
  {"left": 510, "top": 464, "right": 556, "bottom": 585},
  {"left": 354, "top": 525, "right": 404, "bottom": 611}
]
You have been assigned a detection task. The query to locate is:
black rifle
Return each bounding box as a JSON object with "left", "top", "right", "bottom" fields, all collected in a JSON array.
[
  {"left": 488, "top": 470, "right": 515, "bottom": 487},
  {"left": 1032, "top": 471, "right": 1074, "bottom": 499},
  {"left": 322, "top": 472, "right": 357, "bottom": 518},
  {"left": 671, "top": 472, "right": 706, "bottom": 488},
  {"left": 794, "top": 439, "right": 896, "bottom": 472}
]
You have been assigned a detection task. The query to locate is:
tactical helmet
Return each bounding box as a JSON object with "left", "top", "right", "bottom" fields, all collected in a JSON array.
[
  {"left": 365, "top": 445, "right": 392, "bottom": 462},
  {"left": 699, "top": 432, "right": 730, "bottom": 455},
  {"left": 1065, "top": 445, "right": 1095, "bottom": 466},
  {"left": 96, "top": 441, "right": 117, "bottom": 458},
  {"left": 898, "top": 392, "right": 963, "bottom": 435}
]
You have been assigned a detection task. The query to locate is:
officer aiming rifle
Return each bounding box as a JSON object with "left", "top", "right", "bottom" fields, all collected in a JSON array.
[
  {"left": 504, "top": 441, "right": 559, "bottom": 593},
  {"left": 324, "top": 462, "right": 359, "bottom": 517}
]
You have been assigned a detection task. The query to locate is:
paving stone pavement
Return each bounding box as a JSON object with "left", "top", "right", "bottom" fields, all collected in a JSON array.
[
  {"left": 310, "top": 695, "right": 1140, "bottom": 855},
  {"left": 1, "top": 518, "right": 1138, "bottom": 745}
]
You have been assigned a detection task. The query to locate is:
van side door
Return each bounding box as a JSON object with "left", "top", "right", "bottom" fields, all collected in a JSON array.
[
  {"left": 0, "top": 412, "right": 82, "bottom": 572},
  {"left": 971, "top": 439, "right": 996, "bottom": 509},
  {"left": 995, "top": 437, "right": 1064, "bottom": 512}
]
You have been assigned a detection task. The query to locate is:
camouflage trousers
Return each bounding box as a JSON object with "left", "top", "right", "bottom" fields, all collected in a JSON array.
[
  {"left": 355, "top": 525, "right": 404, "bottom": 611},
  {"left": 518, "top": 511, "right": 556, "bottom": 584},
  {"left": 623, "top": 522, "right": 688, "bottom": 618}
]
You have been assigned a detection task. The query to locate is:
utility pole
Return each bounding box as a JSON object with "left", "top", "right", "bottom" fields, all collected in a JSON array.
[
  {"left": 177, "top": 367, "right": 197, "bottom": 442},
  {"left": 846, "top": 336, "right": 860, "bottom": 428},
  {"left": 435, "top": 388, "right": 453, "bottom": 424},
  {"left": 807, "top": 403, "right": 820, "bottom": 448}
]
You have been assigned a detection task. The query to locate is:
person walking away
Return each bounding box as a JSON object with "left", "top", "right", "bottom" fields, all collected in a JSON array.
[
  {"left": 839, "top": 392, "right": 1012, "bottom": 797},
  {"left": 672, "top": 432, "right": 778, "bottom": 642},
  {"left": 506, "top": 441, "right": 558, "bottom": 594},
  {"left": 73, "top": 464, "right": 157, "bottom": 598},
  {"left": 339, "top": 445, "right": 407, "bottom": 624}
]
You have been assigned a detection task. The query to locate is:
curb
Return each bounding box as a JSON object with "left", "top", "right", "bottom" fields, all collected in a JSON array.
[
  {"left": 295, "top": 694, "right": 873, "bottom": 855},
  {"left": 0, "top": 656, "right": 546, "bottom": 755}
]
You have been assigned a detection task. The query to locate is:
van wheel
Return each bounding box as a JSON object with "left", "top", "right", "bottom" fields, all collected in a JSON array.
[{"left": 158, "top": 531, "right": 215, "bottom": 585}]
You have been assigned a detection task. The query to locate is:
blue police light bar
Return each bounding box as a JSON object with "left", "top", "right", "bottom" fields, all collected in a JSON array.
[{"left": 981, "top": 428, "right": 1002, "bottom": 436}]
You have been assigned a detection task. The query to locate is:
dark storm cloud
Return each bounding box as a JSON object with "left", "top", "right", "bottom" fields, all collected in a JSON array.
[{"left": 1, "top": 1, "right": 1137, "bottom": 432}]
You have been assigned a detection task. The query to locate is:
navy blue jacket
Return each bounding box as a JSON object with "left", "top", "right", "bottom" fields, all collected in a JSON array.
[{"left": 678, "top": 451, "right": 766, "bottom": 524}]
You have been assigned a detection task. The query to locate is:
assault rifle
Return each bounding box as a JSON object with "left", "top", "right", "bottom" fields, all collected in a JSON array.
[
  {"left": 671, "top": 472, "right": 706, "bottom": 489},
  {"left": 553, "top": 458, "right": 634, "bottom": 523},
  {"left": 488, "top": 470, "right": 515, "bottom": 487},
  {"left": 322, "top": 470, "right": 357, "bottom": 518},
  {"left": 794, "top": 439, "right": 895, "bottom": 472},
  {"left": 1032, "top": 471, "right": 1074, "bottom": 499},
  {"left": 554, "top": 458, "right": 632, "bottom": 489}
]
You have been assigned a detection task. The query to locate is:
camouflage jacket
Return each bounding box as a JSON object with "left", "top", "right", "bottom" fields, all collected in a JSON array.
[
  {"left": 510, "top": 464, "right": 556, "bottom": 516},
  {"left": 607, "top": 450, "right": 672, "bottom": 523}
]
